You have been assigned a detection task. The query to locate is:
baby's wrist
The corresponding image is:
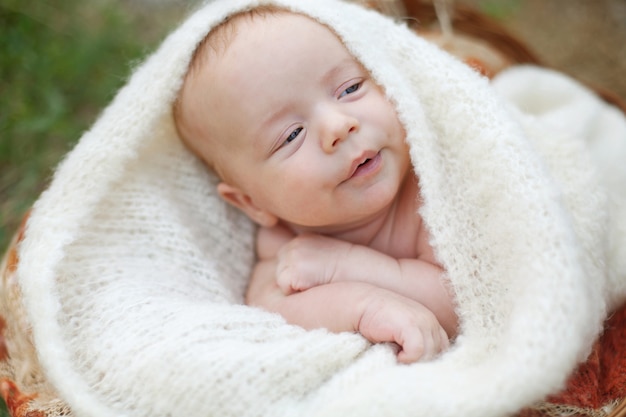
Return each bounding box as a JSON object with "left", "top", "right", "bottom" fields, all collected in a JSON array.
[{"left": 353, "top": 285, "right": 389, "bottom": 333}]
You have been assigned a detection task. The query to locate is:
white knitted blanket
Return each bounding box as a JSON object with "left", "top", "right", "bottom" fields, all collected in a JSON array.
[{"left": 16, "top": 0, "right": 626, "bottom": 416}]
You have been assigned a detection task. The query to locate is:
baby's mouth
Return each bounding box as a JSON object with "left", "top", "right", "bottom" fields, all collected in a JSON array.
[
  {"left": 356, "top": 158, "right": 373, "bottom": 171},
  {"left": 349, "top": 151, "right": 382, "bottom": 179}
]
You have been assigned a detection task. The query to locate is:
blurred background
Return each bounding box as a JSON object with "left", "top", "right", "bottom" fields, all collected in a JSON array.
[
  {"left": 460, "top": 0, "right": 626, "bottom": 100},
  {"left": 1, "top": 0, "right": 194, "bottom": 254},
  {"left": 1, "top": 0, "right": 625, "bottom": 255}
]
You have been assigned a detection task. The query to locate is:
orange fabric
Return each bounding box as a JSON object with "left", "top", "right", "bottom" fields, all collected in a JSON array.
[
  {"left": 550, "top": 303, "right": 626, "bottom": 409},
  {"left": 0, "top": 379, "right": 43, "bottom": 417},
  {"left": 519, "top": 303, "right": 626, "bottom": 416},
  {"left": 0, "top": 317, "right": 7, "bottom": 363}
]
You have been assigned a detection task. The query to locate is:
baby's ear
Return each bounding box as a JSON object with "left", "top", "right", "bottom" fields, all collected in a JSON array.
[{"left": 216, "top": 182, "right": 278, "bottom": 227}]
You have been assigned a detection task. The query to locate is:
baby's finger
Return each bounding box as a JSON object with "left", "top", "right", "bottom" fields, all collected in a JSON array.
[
  {"left": 396, "top": 332, "right": 426, "bottom": 364},
  {"left": 420, "top": 331, "right": 437, "bottom": 361},
  {"left": 439, "top": 326, "right": 450, "bottom": 352},
  {"left": 424, "top": 324, "right": 448, "bottom": 359},
  {"left": 275, "top": 262, "right": 297, "bottom": 294}
]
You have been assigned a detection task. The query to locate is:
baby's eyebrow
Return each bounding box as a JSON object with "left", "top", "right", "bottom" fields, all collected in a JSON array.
[{"left": 321, "top": 58, "right": 363, "bottom": 86}]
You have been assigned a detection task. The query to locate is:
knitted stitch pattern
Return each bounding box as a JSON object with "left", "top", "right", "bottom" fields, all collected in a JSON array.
[{"left": 14, "top": 0, "right": 626, "bottom": 416}]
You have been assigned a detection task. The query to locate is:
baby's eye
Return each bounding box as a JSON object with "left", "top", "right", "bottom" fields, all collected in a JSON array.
[
  {"left": 284, "top": 127, "right": 303, "bottom": 145},
  {"left": 339, "top": 82, "right": 361, "bottom": 98}
]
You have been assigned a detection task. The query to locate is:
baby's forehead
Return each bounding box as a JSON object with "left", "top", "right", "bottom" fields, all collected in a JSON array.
[{"left": 192, "top": 8, "right": 360, "bottom": 74}]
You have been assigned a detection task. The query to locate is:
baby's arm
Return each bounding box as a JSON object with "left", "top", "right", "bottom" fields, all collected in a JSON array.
[
  {"left": 246, "top": 226, "right": 449, "bottom": 362},
  {"left": 247, "top": 260, "right": 448, "bottom": 363},
  {"left": 275, "top": 233, "right": 458, "bottom": 337}
]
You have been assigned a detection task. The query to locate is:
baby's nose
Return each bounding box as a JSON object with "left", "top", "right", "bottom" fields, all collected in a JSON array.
[{"left": 321, "top": 112, "right": 359, "bottom": 153}]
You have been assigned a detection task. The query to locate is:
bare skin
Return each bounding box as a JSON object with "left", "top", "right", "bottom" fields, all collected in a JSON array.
[{"left": 176, "top": 11, "right": 458, "bottom": 362}]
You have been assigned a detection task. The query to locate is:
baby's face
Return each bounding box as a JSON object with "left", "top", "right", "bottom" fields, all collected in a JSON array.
[{"left": 183, "top": 12, "right": 410, "bottom": 231}]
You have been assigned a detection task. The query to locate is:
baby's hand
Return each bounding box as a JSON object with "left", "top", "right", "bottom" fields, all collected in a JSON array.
[
  {"left": 358, "top": 288, "right": 449, "bottom": 363},
  {"left": 275, "top": 233, "right": 350, "bottom": 294}
]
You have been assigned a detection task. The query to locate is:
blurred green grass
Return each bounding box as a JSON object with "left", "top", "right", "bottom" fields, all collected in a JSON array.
[
  {"left": 0, "top": 2, "right": 191, "bottom": 410},
  {"left": 0, "top": 0, "right": 192, "bottom": 255}
]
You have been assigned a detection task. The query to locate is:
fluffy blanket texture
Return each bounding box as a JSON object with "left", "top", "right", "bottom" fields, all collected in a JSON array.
[{"left": 12, "top": 0, "right": 626, "bottom": 416}]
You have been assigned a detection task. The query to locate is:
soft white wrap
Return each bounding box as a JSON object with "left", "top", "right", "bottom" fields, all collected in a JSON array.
[{"left": 17, "top": 0, "right": 626, "bottom": 416}]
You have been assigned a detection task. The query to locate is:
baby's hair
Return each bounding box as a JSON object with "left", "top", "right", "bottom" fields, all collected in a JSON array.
[
  {"left": 172, "top": 4, "right": 287, "bottom": 173},
  {"left": 187, "top": 5, "right": 287, "bottom": 77}
]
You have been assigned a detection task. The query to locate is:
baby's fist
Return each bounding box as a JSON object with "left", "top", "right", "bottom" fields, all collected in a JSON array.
[
  {"left": 358, "top": 289, "right": 449, "bottom": 363},
  {"left": 275, "top": 234, "right": 348, "bottom": 294}
]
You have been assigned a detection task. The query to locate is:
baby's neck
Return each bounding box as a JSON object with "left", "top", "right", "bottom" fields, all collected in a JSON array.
[
  {"left": 287, "top": 173, "right": 422, "bottom": 258},
  {"left": 308, "top": 208, "right": 394, "bottom": 247}
]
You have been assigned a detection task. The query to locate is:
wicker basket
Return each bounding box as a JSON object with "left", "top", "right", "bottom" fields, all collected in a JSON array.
[{"left": 1, "top": 1, "right": 625, "bottom": 416}]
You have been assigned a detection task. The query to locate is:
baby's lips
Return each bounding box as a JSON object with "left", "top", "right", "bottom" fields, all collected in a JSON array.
[{"left": 346, "top": 150, "right": 380, "bottom": 179}]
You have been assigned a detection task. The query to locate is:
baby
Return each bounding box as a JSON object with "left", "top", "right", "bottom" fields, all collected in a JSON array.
[{"left": 174, "top": 5, "right": 458, "bottom": 363}]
